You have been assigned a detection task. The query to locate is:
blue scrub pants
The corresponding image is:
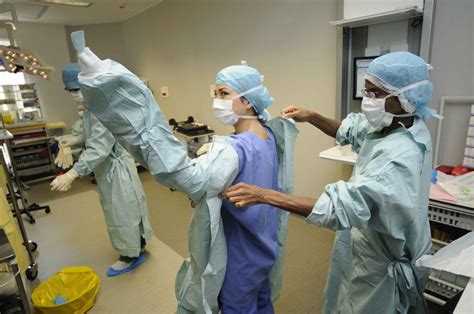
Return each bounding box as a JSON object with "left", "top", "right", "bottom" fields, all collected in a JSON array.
[{"left": 219, "top": 278, "right": 274, "bottom": 314}]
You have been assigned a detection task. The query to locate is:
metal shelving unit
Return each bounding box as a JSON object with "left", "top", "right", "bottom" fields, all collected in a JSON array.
[
  {"left": 5, "top": 124, "right": 56, "bottom": 185},
  {"left": 0, "top": 83, "right": 56, "bottom": 185},
  {"left": 428, "top": 200, "right": 474, "bottom": 231},
  {"left": 425, "top": 199, "right": 473, "bottom": 306}
]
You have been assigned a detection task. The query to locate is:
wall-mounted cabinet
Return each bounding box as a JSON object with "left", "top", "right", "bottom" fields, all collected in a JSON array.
[{"left": 340, "top": 0, "right": 424, "bottom": 21}]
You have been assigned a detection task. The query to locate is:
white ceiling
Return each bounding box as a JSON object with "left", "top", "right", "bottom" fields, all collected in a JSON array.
[{"left": 0, "top": 0, "right": 163, "bottom": 25}]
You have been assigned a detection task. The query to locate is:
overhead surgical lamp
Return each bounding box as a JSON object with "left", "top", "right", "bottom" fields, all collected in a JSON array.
[{"left": 0, "top": 2, "right": 54, "bottom": 80}]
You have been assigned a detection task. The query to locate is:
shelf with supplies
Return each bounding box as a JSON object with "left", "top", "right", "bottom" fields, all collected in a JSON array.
[
  {"left": 422, "top": 96, "right": 474, "bottom": 310},
  {"left": 424, "top": 199, "right": 473, "bottom": 306},
  {"left": 428, "top": 200, "right": 474, "bottom": 231},
  {"left": 4, "top": 122, "right": 57, "bottom": 184},
  {"left": 0, "top": 83, "right": 43, "bottom": 124},
  {"left": 424, "top": 271, "right": 470, "bottom": 307}
]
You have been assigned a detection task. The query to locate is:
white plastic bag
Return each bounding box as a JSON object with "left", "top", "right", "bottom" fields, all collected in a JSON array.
[{"left": 438, "top": 172, "right": 474, "bottom": 201}]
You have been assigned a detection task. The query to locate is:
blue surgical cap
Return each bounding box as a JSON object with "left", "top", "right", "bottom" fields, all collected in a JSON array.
[
  {"left": 366, "top": 52, "right": 436, "bottom": 119},
  {"left": 62, "top": 63, "right": 81, "bottom": 90},
  {"left": 216, "top": 62, "right": 273, "bottom": 121}
]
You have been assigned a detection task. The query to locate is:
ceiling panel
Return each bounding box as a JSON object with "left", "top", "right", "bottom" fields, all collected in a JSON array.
[{"left": 1, "top": 0, "right": 163, "bottom": 25}]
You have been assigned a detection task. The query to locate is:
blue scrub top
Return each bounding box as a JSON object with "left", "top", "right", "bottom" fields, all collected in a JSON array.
[{"left": 219, "top": 128, "right": 280, "bottom": 306}]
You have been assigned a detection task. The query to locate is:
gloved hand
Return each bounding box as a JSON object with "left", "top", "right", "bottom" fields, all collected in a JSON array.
[
  {"left": 196, "top": 143, "right": 212, "bottom": 157},
  {"left": 50, "top": 169, "right": 79, "bottom": 192},
  {"left": 54, "top": 145, "right": 74, "bottom": 169},
  {"left": 55, "top": 135, "right": 65, "bottom": 143},
  {"left": 281, "top": 106, "right": 312, "bottom": 123},
  {"left": 60, "top": 135, "right": 84, "bottom": 148}
]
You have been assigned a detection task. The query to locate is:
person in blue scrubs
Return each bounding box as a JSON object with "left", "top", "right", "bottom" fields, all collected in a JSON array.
[
  {"left": 213, "top": 62, "right": 280, "bottom": 313},
  {"left": 69, "top": 31, "right": 291, "bottom": 311}
]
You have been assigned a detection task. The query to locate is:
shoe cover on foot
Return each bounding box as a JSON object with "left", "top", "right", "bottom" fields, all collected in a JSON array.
[{"left": 106, "top": 254, "right": 146, "bottom": 277}]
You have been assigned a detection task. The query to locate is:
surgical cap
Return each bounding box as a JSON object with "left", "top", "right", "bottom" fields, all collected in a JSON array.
[
  {"left": 62, "top": 63, "right": 81, "bottom": 90},
  {"left": 365, "top": 52, "right": 436, "bottom": 119},
  {"left": 216, "top": 61, "right": 273, "bottom": 121}
]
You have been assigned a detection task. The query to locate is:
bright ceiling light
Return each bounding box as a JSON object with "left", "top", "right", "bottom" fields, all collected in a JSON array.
[
  {"left": 0, "top": 45, "right": 54, "bottom": 80},
  {"left": 35, "top": 0, "right": 92, "bottom": 8}
]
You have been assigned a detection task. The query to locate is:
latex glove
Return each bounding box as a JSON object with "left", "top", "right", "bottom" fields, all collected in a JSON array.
[
  {"left": 63, "top": 147, "right": 73, "bottom": 168},
  {"left": 50, "top": 169, "right": 79, "bottom": 192},
  {"left": 196, "top": 143, "right": 212, "bottom": 157},
  {"left": 54, "top": 150, "right": 63, "bottom": 168},
  {"left": 281, "top": 106, "right": 312, "bottom": 123},
  {"left": 54, "top": 146, "right": 73, "bottom": 169},
  {"left": 60, "top": 135, "right": 84, "bottom": 148}
]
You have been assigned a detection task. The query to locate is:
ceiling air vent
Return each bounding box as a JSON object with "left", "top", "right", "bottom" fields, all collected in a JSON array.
[{"left": 0, "top": 3, "right": 48, "bottom": 20}]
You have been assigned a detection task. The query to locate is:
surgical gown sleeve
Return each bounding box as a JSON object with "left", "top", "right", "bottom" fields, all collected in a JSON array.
[
  {"left": 70, "top": 118, "right": 83, "bottom": 137},
  {"left": 79, "top": 61, "right": 237, "bottom": 202},
  {"left": 306, "top": 145, "right": 423, "bottom": 237},
  {"left": 336, "top": 112, "right": 372, "bottom": 153},
  {"left": 72, "top": 113, "right": 115, "bottom": 177},
  {"left": 71, "top": 134, "right": 84, "bottom": 146},
  {"left": 79, "top": 62, "right": 241, "bottom": 313}
]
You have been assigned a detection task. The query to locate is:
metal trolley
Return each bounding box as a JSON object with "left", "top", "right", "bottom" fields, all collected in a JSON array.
[{"left": 0, "top": 129, "right": 38, "bottom": 281}]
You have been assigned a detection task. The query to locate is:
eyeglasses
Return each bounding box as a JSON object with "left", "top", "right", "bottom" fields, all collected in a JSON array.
[
  {"left": 361, "top": 87, "right": 391, "bottom": 99},
  {"left": 361, "top": 88, "right": 377, "bottom": 99}
]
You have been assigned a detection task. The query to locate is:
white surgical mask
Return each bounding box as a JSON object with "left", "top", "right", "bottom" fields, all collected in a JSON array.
[
  {"left": 70, "top": 90, "right": 84, "bottom": 103},
  {"left": 78, "top": 109, "right": 85, "bottom": 117},
  {"left": 212, "top": 85, "right": 262, "bottom": 126},
  {"left": 361, "top": 80, "right": 429, "bottom": 131}
]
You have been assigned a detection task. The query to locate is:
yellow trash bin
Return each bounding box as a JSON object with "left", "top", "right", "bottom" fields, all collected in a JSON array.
[{"left": 32, "top": 266, "right": 100, "bottom": 314}]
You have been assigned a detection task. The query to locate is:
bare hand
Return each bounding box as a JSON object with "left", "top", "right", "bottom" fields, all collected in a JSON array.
[
  {"left": 281, "top": 106, "right": 312, "bottom": 122},
  {"left": 221, "top": 183, "right": 267, "bottom": 208}
]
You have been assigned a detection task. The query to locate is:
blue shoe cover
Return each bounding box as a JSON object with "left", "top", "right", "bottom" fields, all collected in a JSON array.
[{"left": 107, "top": 254, "right": 146, "bottom": 277}]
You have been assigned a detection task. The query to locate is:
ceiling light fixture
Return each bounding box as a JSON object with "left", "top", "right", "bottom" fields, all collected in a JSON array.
[
  {"left": 35, "top": 0, "right": 92, "bottom": 8},
  {"left": 0, "top": 22, "right": 54, "bottom": 80},
  {"left": 0, "top": 45, "right": 54, "bottom": 79}
]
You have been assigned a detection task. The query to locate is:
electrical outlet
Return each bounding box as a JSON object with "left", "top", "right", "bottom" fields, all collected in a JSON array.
[
  {"left": 160, "top": 87, "right": 169, "bottom": 97},
  {"left": 210, "top": 85, "right": 216, "bottom": 98}
]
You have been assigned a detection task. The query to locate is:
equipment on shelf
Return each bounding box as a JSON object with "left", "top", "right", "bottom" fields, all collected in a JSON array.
[
  {"left": 424, "top": 199, "right": 473, "bottom": 308},
  {"left": 169, "top": 116, "right": 214, "bottom": 158},
  {"left": 6, "top": 122, "right": 56, "bottom": 185}
]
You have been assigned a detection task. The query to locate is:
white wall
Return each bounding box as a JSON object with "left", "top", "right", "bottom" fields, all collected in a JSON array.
[
  {"left": 15, "top": 23, "right": 79, "bottom": 128},
  {"left": 429, "top": 0, "right": 474, "bottom": 165},
  {"left": 119, "top": 0, "right": 346, "bottom": 197},
  {"left": 65, "top": 23, "right": 129, "bottom": 66}
]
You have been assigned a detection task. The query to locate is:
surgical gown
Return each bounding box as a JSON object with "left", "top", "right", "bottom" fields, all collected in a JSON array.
[
  {"left": 73, "top": 110, "right": 153, "bottom": 258},
  {"left": 69, "top": 118, "right": 84, "bottom": 158},
  {"left": 219, "top": 130, "right": 280, "bottom": 313},
  {"left": 77, "top": 60, "right": 298, "bottom": 313},
  {"left": 306, "top": 113, "right": 432, "bottom": 314}
]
